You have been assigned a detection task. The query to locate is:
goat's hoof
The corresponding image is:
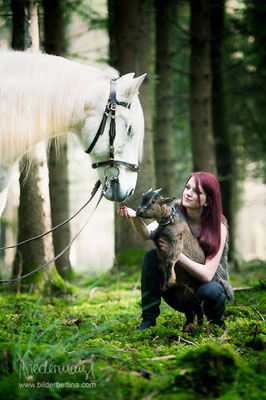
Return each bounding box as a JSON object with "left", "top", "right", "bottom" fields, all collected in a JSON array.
[{"left": 166, "top": 279, "right": 176, "bottom": 288}]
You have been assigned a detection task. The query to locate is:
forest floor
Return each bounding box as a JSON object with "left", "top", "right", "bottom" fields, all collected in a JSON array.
[{"left": 0, "top": 253, "right": 265, "bottom": 400}]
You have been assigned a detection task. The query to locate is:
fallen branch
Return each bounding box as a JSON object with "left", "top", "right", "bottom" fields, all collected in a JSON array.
[
  {"left": 233, "top": 286, "right": 253, "bottom": 291},
  {"left": 150, "top": 355, "right": 176, "bottom": 361},
  {"left": 178, "top": 336, "right": 199, "bottom": 347},
  {"left": 253, "top": 307, "right": 265, "bottom": 321}
]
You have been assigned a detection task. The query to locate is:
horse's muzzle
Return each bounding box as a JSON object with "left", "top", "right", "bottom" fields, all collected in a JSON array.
[{"left": 104, "top": 180, "right": 134, "bottom": 202}]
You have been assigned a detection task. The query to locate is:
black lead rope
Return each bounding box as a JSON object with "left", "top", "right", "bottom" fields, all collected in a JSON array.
[
  {"left": 0, "top": 180, "right": 101, "bottom": 251},
  {"left": 0, "top": 178, "right": 109, "bottom": 284}
]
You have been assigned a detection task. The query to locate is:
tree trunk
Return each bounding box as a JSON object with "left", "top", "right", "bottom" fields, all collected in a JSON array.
[
  {"left": 26, "top": 0, "right": 39, "bottom": 51},
  {"left": 189, "top": 0, "right": 217, "bottom": 174},
  {"left": 13, "top": 148, "right": 55, "bottom": 291},
  {"left": 154, "top": 0, "right": 176, "bottom": 197},
  {"left": 11, "top": 0, "right": 26, "bottom": 50},
  {"left": 108, "top": 0, "right": 156, "bottom": 252},
  {"left": 210, "top": 0, "right": 234, "bottom": 258},
  {"left": 12, "top": 0, "right": 66, "bottom": 292},
  {"left": 43, "top": 0, "right": 73, "bottom": 279}
]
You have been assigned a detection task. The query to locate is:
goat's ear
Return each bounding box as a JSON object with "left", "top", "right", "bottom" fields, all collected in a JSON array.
[{"left": 160, "top": 197, "right": 176, "bottom": 205}]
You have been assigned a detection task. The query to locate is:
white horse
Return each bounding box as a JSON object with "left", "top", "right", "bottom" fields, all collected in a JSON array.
[{"left": 0, "top": 51, "right": 145, "bottom": 216}]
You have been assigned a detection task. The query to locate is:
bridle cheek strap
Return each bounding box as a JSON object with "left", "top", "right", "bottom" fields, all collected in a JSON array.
[
  {"left": 85, "top": 80, "right": 140, "bottom": 173},
  {"left": 85, "top": 105, "right": 109, "bottom": 154}
]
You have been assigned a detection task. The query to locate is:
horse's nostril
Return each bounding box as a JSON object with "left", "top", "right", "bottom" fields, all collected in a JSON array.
[{"left": 128, "top": 188, "right": 134, "bottom": 197}]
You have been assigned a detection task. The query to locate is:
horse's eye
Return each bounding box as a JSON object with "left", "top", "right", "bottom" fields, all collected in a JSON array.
[{"left": 127, "top": 125, "right": 133, "bottom": 138}]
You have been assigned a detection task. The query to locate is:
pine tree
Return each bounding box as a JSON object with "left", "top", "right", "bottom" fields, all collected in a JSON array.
[
  {"left": 108, "top": 0, "right": 156, "bottom": 251},
  {"left": 154, "top": 0, "right": 176, "bottom": 197},
  {"left": 189, "top": 0, "right": 217, "bottom": 174},
  {"left": 43, "top": 0, "right": 73, "bottom": 279}
]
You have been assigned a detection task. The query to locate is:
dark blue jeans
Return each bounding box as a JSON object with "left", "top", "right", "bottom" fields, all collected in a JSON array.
[{"left": 141, "top": 249, "right": 226, "bottom": 326}]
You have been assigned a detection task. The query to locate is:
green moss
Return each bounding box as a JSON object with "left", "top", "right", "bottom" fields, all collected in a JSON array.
[
  {"left": 0, "top": 260, "right": 265, "bottom": 399},
  {"left": 48, "top": 267, "right": 80, "bottom": 296}
]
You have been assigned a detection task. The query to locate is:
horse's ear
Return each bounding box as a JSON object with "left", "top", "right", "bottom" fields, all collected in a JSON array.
[
  {"left": 120, "top": 72, "right": 135, "bottom": 80},
  {"left": 130, "top": 74, "right": 146, "bottom": 97},
  {"left": 118, "top": 73, "right": 146, "bottom": 101}
]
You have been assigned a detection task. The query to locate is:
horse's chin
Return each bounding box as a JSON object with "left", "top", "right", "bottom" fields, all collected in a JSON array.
[{"left": 104, "top": 181, "right": 135, "bottom": 202}]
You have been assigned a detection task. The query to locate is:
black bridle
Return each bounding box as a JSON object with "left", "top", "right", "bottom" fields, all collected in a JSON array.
[{"left": 85, "top": 80, "right": 140, "bottom": 174}]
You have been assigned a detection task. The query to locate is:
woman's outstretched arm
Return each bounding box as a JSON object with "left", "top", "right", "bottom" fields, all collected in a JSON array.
[{"left": 116, "top": 206, "right": 158, "bottom": 241}]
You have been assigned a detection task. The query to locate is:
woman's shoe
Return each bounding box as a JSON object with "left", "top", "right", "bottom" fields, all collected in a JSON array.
[
  {"left": 137, "top": 320, "right": 156, "bottom": 331},
  {"left": 213, "top": 317, "right": 226, "bottom": 330}
]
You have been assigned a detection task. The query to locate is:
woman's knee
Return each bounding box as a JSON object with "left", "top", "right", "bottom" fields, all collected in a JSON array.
[
  {"left": 195, "top": 281, "right": 226, "bottom": 316},
  {"left": 142, "top": 249, "right": 160, "bottom": 273},
  {"left": 141, "top": 248, "right": 163, "bottom": 288},
  {"left": 196, "top": 281, "right": 224, "bottom": 302}
]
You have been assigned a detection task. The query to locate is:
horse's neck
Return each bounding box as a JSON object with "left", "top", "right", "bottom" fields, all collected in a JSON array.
[{"left": 0, "top": 53, "right": 111, "bottom": 164}]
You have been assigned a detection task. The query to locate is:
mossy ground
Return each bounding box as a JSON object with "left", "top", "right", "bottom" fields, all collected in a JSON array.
[{"left": 0, "top": 254, "right": 265, "bottom": 399}]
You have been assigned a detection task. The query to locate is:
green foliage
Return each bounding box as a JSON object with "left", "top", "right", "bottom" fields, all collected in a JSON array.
[
  {"left": 224, "top": 1, "right": 266, "bottom": 180},
  {"left": 115, "top": 248, "right": 146, "bottom": 271},
  {"left": 0, "top": 260, "right": 265, "bottom": 399}
]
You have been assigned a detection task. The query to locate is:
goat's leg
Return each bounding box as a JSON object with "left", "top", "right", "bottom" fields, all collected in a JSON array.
[
  {"left": 167, "top": 236, "right": 183, "bottom": 287},
  {"left": 159, "top": 264, "right": 167, "bottom": 292},
  {"left": 165, "top": 257, "right": 177, "bottom": 287},
  {"left": 165, "top": 236, "right": 183, "bottom": 287}
]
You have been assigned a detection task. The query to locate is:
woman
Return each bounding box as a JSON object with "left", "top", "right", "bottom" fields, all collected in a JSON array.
[{"left": 117, "top": 172, "right": 234, "bottom": 331}]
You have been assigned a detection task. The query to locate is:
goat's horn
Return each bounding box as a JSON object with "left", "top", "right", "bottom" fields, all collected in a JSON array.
[
  {"left": 143, "top": 188, "right": 152, "bottom": 196},
  {"left": 142, "top": 188, "right": 153, "bottom": 197},
  {"left": 154, "top": 188, "right": 162, "bottom": 195}
]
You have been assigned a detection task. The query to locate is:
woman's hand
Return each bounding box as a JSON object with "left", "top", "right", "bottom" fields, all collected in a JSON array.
[
  {"left": 117, "top": 206, "right": 136, "bottom": 219},
  {"left": 158, "top": 237, "right": 171, "bottom": 255}
]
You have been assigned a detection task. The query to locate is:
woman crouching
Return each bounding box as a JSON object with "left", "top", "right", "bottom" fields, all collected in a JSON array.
[{"left": 117, "top": 172, "right": 234, "bottom": 331}]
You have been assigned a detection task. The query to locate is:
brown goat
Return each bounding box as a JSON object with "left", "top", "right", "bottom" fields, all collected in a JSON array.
[{"left": 136, "top": 188, "right": 206, "bottom": 326}]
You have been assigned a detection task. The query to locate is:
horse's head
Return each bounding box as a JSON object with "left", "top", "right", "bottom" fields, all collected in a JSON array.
[{"left": 80, "top": 73, "right": 146, "bottom": 202}]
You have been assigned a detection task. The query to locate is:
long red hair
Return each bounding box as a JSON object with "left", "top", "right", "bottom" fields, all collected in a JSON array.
[{"left": 179, "top": 172, "right": 225, "bottom": 259}]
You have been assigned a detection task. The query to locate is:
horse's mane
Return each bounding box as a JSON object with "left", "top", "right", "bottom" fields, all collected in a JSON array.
[{"left": 0, "top": 51, "right": 119, "bottom": 164}]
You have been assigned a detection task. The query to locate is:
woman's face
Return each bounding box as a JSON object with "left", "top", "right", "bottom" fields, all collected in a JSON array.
[{"left": 182, "top": 177, "right": 207, "bottom": 210}]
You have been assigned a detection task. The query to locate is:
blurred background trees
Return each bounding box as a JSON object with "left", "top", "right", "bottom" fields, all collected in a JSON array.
[{"left": 0, "top": 0, "right": 265, "bottom": 284}]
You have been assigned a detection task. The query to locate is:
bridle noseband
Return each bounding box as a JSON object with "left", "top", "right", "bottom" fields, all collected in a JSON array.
[{"left": 85, "top": 80, "right": 140, "bottom": 176}]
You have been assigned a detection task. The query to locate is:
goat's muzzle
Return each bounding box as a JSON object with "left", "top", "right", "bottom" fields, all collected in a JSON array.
[{"left": 136, "top": 207, "right": 144, "bottom": 217}]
